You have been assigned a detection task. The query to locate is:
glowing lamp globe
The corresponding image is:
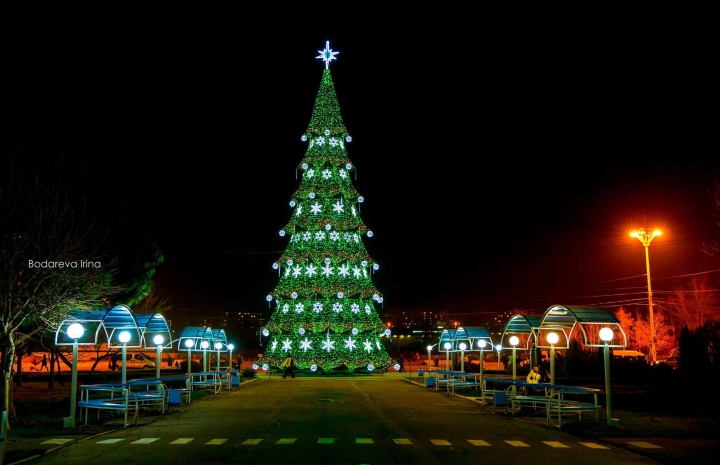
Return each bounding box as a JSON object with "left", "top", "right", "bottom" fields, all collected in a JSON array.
[
  {"left": 185, "top": 339, "right": 194, "bottom": 348},
  {"left": 509, "top": 336, "right": 519, "bottom": 347},
  {"left": 201, "top": 341, "right": 209, "bottom": 349},
  {"left": 67, "top": 323, "right": 84, "bottom": 340},
  {"left": 215, "top": 343, "right": 223, "bottom": 350},
  {"left": 153, "top": 335, "right": 164, "bottom": 346},
  {"left": 227, "top": 344, "right": 234, "bottom": 351},
  {"left": 443, "top": 342, "right": 451, "bottom": 350},
  {"left": 119, "top": 331, "right": 131, "bottom": 344},
  {"left": 459, "top": 343, "right": 467, "bottom": 351},
  {"left": 547, "top": 332, "right": 559, "bottom": 345},
  {"left": 599, "top": 328, "right": 614, "bottom": 342},
  {"left": 478, "top": 340, "right": 487, "bottom": 349}
]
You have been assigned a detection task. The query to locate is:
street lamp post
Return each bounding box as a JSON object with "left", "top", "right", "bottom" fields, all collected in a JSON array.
[
  {"left": 459, "top": 343, "right": 467, "bottom": 372},
  {"left": 201, "top": 340, "right": 209, "bottom": 372},
  {"left": 599, "top": 327, "right": 617, "bottom": 426},
  {"left": 228, "top": 344, "right": 235, "bottom": 370},
  {"left": 630, "top": 227, "right": 661, "bottom": 363},
  {"left": 215, "top": 342, "right": 223, "bottom": 372},
  {"left": 496, "top": 345, "right": 502, "bottom": 370},
  {"left": 478, "top": 340, "right": 486, "bottom": 387},
  {"left": 185, "top": 339, "right": 195, "bottom": 380},
  {"left": 547, "top": 332, "right": 559, "bottom": 387},
  {"left": 443, "top": 342, "right": 451, "bottom": 370},
  {"left": 153, "top": 335, "right": 164, "bottom": 380},
  {"left": 66, "top": 323, "right": 84, "bottom": 429},
  {"left": 509, "top": 336, "right": 519, "bottom": 380},
  {"left": 118, "top": 331, "right": 131, "bottom": 385},
  {"left": 426, "top": 345, "right": 433, "bottom": 368}
]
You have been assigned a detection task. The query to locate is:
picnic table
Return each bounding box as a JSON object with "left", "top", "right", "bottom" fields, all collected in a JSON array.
[{"left": 506, "top": 382, "right": 601, "bottom": 427}]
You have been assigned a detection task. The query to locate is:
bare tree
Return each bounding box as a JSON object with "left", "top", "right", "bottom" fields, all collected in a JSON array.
[
  {"left": 1, "top": 156, "right": 123, "bottom": 423},
  {"left": 665, "top": 275, "right": 719, "bottom": 331}
]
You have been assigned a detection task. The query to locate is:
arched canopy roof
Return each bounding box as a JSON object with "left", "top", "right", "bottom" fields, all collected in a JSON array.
[
  {"left": 499, "top": 314, "right": 542, "bottom": 349},
  {"left": 54, "top": 304, "right": 143, "bottom": 348},
  {"left": 455, "top": 326, "right": 493, "bottom": 352},
  {"left": 438, "top": 329, "right": 456, "bottom": 352},
  {"left": 438, "top": 327, "right": 493, "bottom": 352},
  {"left": 535, "top": 304, "right": 627, "bottom": 349},
  {"left": 135, "top": 312, "right": 173, "bottom": 349},
  {"left": 177, "top": 327, "right": 229, "bottom": 352}
]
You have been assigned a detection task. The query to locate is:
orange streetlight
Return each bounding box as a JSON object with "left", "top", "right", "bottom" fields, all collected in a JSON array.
[{"left": 630, "top": 227, "right": 661, "bottom": 363}]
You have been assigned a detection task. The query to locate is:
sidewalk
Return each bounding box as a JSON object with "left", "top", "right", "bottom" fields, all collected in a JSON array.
[{"left": 1, "top": 379, "right": 259, "bottom": 465}]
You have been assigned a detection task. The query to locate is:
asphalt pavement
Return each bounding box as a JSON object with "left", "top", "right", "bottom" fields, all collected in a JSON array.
[{"left": 1, "top": 371, "right": 717, "bottom": 465}]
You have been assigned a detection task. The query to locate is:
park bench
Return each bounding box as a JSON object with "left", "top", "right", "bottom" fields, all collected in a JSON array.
[
  {"left": 190, "top": 372, "right": 222, "bottom": 393},
  {"left": 128, "top": 376, "right": 190, "bottom": 409},
  {"left": 125, "top": 379, "right": 169, "bottom": 413},
  {"left": 77, "top": 384, "right": 139, "bottom": 427},
  {"left": 545, "top": 388, "right": 600, "bottom": 428}
]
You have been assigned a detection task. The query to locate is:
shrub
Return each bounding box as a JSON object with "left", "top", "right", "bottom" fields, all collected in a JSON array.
[{"left": 241, "top": 367, "right": 257, "bottom": 379}]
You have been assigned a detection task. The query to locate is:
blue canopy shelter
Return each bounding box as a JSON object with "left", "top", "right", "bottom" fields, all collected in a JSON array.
[
  {"left": 135, "top": 312, "right": 173, "bottom": 349},
  {"left": 54, "top": 304, "right": 142, "bottom": 348},
  {"left": 535, "top": 304, "right": 627, "bottom": 350}
]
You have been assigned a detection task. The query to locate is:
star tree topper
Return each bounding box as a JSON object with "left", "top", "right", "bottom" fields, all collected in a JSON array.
[{"left": 316, "top": 41, "right": 339, "bottom": 69}]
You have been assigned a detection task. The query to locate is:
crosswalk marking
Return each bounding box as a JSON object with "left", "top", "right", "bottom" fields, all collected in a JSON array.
[
  {"left": 170, "top": 438, "right": 194, "bottom": 444},
  {"left": 543, "top": 441, "right": 569, "bottom": 448},
  {"left": 468, "top": 440, "right": 491, "bottom": 446},
  {"left": 505, "top": 440, "right": 530, "bottom": 447},
  {"left": 41, "top": 439, "right": 74, "bottom": 445},
  {"left": 580, "top": 442, "right": 608, "bottom": 449},
  {"left": 627, "top": 441, "right": 661, "bottom": 449},
  {"left": 41, "top": 436, "right": 663, "bottom": 450},
  {"left": 131, "top": 438, "right": 160, "bottom": 444},
  {"left": 430, "top": 439, "right": 452, "bottom": 446}
]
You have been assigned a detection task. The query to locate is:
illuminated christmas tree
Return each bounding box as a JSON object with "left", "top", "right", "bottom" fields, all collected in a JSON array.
[{"left": 256, "top": 42, "right": 393, "bottom": 374}]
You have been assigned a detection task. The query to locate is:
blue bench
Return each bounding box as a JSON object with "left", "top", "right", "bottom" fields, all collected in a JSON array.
[
  {"left": 128, "top": 376, "right": 190, "bottom": 409},
  {"left": 78, "top": 384, "right": 139, "bottom": 427},
  {"left": 190, "top": 372, "right": 222, "bottom": 393},
  {"left": 546, "top": 392, "right": 600, "bottom": 428},
  {"left": 126, "top": 379, "right": 169, "bottom": 413}
]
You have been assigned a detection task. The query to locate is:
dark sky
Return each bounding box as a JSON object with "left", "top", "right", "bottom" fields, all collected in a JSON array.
[{"left": 9, "top": 21, "right": 720, "bottom": 323}]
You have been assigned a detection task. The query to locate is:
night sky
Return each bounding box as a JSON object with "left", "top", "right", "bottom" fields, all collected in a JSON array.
[{"left": 8, "top": 22, "right": 720, "bottom": 324}]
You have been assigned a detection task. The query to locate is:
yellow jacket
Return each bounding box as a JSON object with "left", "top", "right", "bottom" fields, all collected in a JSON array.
[{"left": 526, "top": 370, "right": 542, "bottom": 384}]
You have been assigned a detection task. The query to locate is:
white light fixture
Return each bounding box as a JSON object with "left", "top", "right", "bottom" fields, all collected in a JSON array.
[
  {"left": 153, "top": 335, "right": 164, "bottom": 379},
  {"left": 66, "top": 323, "right": 84, "bottom": 428},
  {"left": 547, "top": 332, "right": 559, "bottom": 386},
  {"left": 201, "top": 340, "right": 209, "bottom": 372},
  {"left": 185, "top": 339, "right": 194, "bottom": 380},
  {"left": 599, "top": 327, "right": 616, "bottom": 426},
  {"left": 443, "top": 342, "right": 451, "bottom": 370},
  {"left": 119, "top": 331, "right": 131, "bottom": 384},
  {"left": 67, "top": 323, "right": 84, "bottom": 339},
  {"left": 509, "top": 336, "right": 519, "bottom": 380}
]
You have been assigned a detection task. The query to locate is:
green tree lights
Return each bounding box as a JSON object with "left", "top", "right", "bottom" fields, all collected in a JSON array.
[{"left": 257, "top": 43, "right": 392, "bottom": 374}]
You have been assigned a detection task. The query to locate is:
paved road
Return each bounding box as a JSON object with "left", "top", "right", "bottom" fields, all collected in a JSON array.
[{"left": 14, "top": 374, "right": 707, "bottom": 465}]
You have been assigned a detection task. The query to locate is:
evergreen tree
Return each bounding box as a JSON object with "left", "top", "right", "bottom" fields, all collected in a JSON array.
[{"left": 256, "top": 42, "right": 393, "bottom": 374}]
